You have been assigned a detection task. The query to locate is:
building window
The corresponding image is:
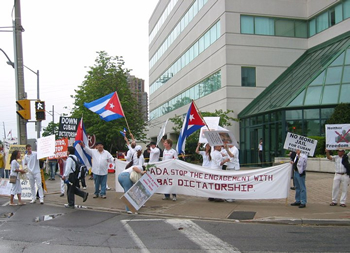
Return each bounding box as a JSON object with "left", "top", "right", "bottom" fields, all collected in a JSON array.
[{"left": 242, "top": 67, "right": 256, "bottom": 87}]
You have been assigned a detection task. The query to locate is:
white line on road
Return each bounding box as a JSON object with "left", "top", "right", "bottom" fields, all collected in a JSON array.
[
  {"left": 121, "top": 220, "right": 151, "bottom": 253},
  {"left": 165, "top": 219, "right": 241, "bottom": 253}
]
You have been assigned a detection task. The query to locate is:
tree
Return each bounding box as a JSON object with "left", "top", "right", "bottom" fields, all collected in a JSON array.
[
  {"left": 325, "top": 103, "right": 350, "bottom": 124},
  {"left": 170, "top": 109, "right": 238, "bottom": 161},
  {"left": 71, "top": 51, "right": 147, "bottom": 153},
  {"left": 42, "top": 122, "right": 59, "bottom": 138}
]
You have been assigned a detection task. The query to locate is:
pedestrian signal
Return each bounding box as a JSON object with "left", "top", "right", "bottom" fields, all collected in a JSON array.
[{"left": 35, "top": 101, "right": 46, "bottom": 121}]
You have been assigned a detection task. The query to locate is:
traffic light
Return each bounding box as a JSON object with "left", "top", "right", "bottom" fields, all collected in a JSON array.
[
  {"left": 35, "top": 101, "right": 46, "bottom": 121},
  {"left": 16, "top": 99, "right": 31, "bottom": 120}
]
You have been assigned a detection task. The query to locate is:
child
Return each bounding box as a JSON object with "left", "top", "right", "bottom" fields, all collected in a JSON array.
[{"left": 9, "top": 150, "right": 26, "bottom": 206}]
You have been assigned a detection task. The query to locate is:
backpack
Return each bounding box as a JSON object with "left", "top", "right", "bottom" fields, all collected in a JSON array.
[
  {"left": 342, "top": 153, "right": 350, "bottom": 176},
  {"left": 68, "top": 156, "right": 86, "bottom": 184}
]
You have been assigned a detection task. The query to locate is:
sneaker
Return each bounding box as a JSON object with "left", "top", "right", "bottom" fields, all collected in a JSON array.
[
  {"left": 60, "top": 193, "right": 64, "bottom": 197},
  {"left": 93, "top": 194, "right": 99, "bottom": 198},
  {"left": 225, "top": 199, "right": 235, "bottom": 203},
  {"left": 172, "top": 196, "right": 177, "bottom": 201},
  {"left": 64, "top": 204, "right": 75, "bottom": 209},
  {"left": 83, "top": 187, "right": 87, "bottom": 190},
  {"left": 127, "top": 211, "right": 132, "bottom": 214},
  {"left": 291, "top": 202, "right": 301, "bottom": 206},
  {"left": 106, "top": 187, "right": 111, "bottom": 190},
  {"left": 162, "top": 197, "right": 170, "bottom": 200},
  {"left": 101, "top": 195, "right": 106, "bottom": 199},
  {"left": 30, "top": 200, "right": 36, "bottom": 204},
  {"left": 40, "top": 201, "right": 44, "bottom": 205},
  {"left": 83, "top": 193, "right": 89, "bottom": 202}
]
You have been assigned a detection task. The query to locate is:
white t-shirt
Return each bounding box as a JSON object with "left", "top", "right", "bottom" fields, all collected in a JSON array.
[
  {"left": 163, "top": 148, "right": 178, "bottom": 160},
  {"left": 199, "top": 151, "right": 211, "bottom": 168},
  {"left": 210, "top": 150, "right": 223, "bottom": 170},
  {"left": 149, "top": 147, "right": 160, "bottom": 163},
  {"left": 23, "top": 151, "right": 40, "bottom": 174},
  {"left": 226, "top": 146, "right": 240, "bottom": 170},
  {"left": 132, "top": 152, "right": 144, "bottom": 170}
]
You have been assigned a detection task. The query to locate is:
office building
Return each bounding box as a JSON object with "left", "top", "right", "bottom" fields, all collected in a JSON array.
[{"left": 148, "top": 0, "right": 350, "bottom": 165}]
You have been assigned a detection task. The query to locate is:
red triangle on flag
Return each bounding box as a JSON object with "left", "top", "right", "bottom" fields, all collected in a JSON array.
[
  {"left": 188, "top": 102, "right": 205, "bottom": 126},
  {"left": 104, "top": 92, "right": 125, "bottom": 117}
]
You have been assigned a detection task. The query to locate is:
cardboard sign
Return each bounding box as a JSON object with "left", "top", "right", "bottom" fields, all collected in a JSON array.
[
  {"left": 37, "top": 135, "right": 55, "bottom": 159},
  {"left": 5, "top": 145, "right": 26, "bottom": 170},
  {"left": 283, "top": 132, "right": 318, "bottom": 156},
  {"left": 325, "top": 124, "right": 350, "bottom": 150},
  {"left": 58, "top": 117, "right": 80, "bottom": 138},
  {"left": 49, "top": 138, "right": 68, "bottom": 159},
  {"left": 198, "top": 117, "right": 220, "bottom": 143},
  {"left": 121, "top": 172, "right": 160, "bottom": 211},
  {"left": 203, "top": 130, "right": 239, "bottom": 148}
]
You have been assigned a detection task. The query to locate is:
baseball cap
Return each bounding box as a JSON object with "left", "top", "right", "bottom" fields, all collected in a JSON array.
[{"left": 135, "top": 145, "right": 142, "bottom": 151}]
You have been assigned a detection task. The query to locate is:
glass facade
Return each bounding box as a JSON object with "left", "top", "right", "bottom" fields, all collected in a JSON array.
[
  {"left": 150, "top": 21, "right": 221, "bottom": 95},
  {"left": 150, "top": 71, "right": 221, "bottom": 120},
  {"left": 149, "top": 0, "right": 179, "bottom": 44},
  {"left": 241, "top": 0, "right": 350, "bottom": 38},
  {"left": 150, "top": 0, "right": 208, "bottom": 69},
  {"left": 239, "top": 32, "right": 350, "bottom": 166}
]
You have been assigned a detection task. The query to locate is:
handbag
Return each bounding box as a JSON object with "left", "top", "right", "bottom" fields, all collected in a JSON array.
[
  {"left": 130, "top": 170, "right": 142, "bottom": 183},
  {"left": 9, "top": 175, "right": 17, "bottom": 184}
]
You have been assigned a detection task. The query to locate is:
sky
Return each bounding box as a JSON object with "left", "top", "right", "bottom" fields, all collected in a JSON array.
[{"left": 0, "top": 0, "right": 159, "bottom": 140}]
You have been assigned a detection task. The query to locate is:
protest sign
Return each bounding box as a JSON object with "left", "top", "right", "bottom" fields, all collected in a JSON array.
[
  {"left": 203, "top": 130, "right": 239, "bottom": 148},
  {"left": 116, "top": 159, "right": 290, "bottom": 200},
  {"left": 5, "top": 145, "right": 26, "bottom": 171},
  {"left": 283, "top": 132, "right": 318, "bottom": 156},
  {"left": 198, "top": 117, "right": 220, "bottom": 143},
  {"left": 49, "top": 138, "right": 68, "bottom": 159},
  {"left": 58, "top": 117, "right": 80, "bottom": 138},
  {"left": 157, "top": 119, "right": 168, "bottom": 146},
  {"left": 37, "top": 135, "right": 55, "bottom": 159},
  {"left": 121, "top": 172, "right": 160, "bottom": 212},
  {"left": 325, "top": 124, "right": 350, "bottom": 150}
]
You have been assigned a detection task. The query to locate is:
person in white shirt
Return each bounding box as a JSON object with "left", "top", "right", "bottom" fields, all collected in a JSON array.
[
  {"left": 209, "top": 146, "right": 226, "bottom": 202},
  {"left": 23, "top": 144, "right": 44, "bottom": 204},
  {"left": 221, "top": 146, "right": 229, "bottom": 170},
  {"left": 195, "top": 143, "right": 211, "bottom": 168},
  {"left": 222, "top": 143, "right": 240, "bottom": 171},
  {"left": 124, "top": 134, "right": 136, "bottom": 162},
  {"left": 162, "top": 139, "right": 178, "bottom": 201},
  {"left": 148, "top": 142, "right": 160, "bottom": 163},
  {"left": 62, "top": 146, "right": 88, "bottom": 208},
  {"left": 326, "top": 149, "right": 350, "bottom": 207},
  {"left": 81, "top": 142, "right": 114, "bottom": 199}
]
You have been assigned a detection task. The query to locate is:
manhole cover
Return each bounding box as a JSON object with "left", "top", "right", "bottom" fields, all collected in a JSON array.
[
  {"left": 228, "top": 211, "right": 256, "bottom": 220},
  {"left": 34, "top": 213, "right": 64, "bottom": 222}
]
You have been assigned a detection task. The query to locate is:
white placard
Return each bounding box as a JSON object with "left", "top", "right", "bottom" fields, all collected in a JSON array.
[
  {"left": 37, "top": 135, "right": 56, "bottom": 159},
  {"left": 156, "top": 119, "right": 168, "bottom": 146},
  {"left": 283, "top": 132, "right": 318, "bottom": 156},
  {"left": 198, "top": 117, "right": 220, "bottom": 143},
  {"left": 325, "top": 124, "right": 350, "bottom": 150},
  {"left": 123, "top": 172, "right": 160, "bottom": 211},
  {"left": 203, "top": 130, "right": 239, "bottom": 148}
]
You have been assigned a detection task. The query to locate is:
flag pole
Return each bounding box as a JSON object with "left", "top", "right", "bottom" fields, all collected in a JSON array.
[
  {"left": 115, "top": 91, "right": 132, "bottom": 135},
  {"left": 192, "top": 100, "right": 210, "bottom": 130}
]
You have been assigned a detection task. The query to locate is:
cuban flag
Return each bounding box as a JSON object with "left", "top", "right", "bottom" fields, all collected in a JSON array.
[
  {"left": 84, "top": 91, "right": 125, "bottom": 122},
  {"left": 176, "top": 101, "right": 206, "bottom": 155},
  {"left": 120, "top": 128, "right": 127, "bottom": 137},
  {"left": 74, "top": 118, "right": 92, "bottom": 169}
]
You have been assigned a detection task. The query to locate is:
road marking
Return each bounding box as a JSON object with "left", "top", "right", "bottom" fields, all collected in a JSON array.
[
  {"left": 166, "top": 219, "right": 241, "bottom": 253},
  {"left": 121, "top": 220, "right": 151, "bottom": 253}
]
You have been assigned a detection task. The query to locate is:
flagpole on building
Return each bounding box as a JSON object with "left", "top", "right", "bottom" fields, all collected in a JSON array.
[{"left": 192, "top": 100, "right": 210, "bottom": 130}]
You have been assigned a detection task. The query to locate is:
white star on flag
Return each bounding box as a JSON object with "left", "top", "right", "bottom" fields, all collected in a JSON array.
[
  {"left": 109, "top": 103, "right": 115, "bottom": 109},
  {"left": 189, "top": 114, "right": 195, "bottom": 121}
]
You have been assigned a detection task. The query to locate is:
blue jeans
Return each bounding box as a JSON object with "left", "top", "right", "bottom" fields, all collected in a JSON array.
[
  {"left": 0, "top": 168, "right": 4, "bottom": 178},
  {"left": 49, "top": 161, "right": 57, "bottom": 179},
  {"left": 294, "top": 171, "right": 307, "bottom": 204},
  {"left": 94, "top": 174, "right": 107, "bottom": 196},
  {"left": 118, "top": 172, "right": 134, "bottom": 211}
]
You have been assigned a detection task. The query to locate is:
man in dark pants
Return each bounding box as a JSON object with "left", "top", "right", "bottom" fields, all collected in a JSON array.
[{"left": 62, "top": 146, "right": 88, "bottom": 208}]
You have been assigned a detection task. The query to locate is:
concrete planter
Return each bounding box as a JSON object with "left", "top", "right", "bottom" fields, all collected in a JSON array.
[{"left": 274, "top": 157, "right": 334, "bottom": 173}]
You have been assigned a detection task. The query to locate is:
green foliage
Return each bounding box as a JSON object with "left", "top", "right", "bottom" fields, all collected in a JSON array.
[
  {"left": 169, "top": 109, "right": 238, "bottom": 161},
  {"left": 326, "top": 103, "right": 350, "bottom": 124},
  {"left": 71, "top": 51, "right": 147, "bottom": 153},
  {"left": 42, "top": 122, "right": 59, "bottom": 139},
  {"left": 308, "top": 136, "right": 325, "bottom": 157}
]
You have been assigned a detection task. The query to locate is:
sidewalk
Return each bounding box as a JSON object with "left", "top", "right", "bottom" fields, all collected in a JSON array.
[{"left": 43, "top": 170, "right": 350, "bottom": 225}]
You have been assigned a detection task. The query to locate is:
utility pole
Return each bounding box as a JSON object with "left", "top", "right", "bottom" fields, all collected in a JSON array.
[{"left": 13, "top": 0, "right": 27, "bottom": 144}]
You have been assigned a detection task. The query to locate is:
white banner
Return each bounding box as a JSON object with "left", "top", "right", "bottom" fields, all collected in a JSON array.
[
  {"left": 37, "top": 135, "right": 56, "bottom": 159},
  {"left": 325, "top": 124, "right": 350, "bottom": 150},
  {"left": 283, "top": 132, "right": 317, "bottom": 156},
  {"left": 115, "top": 159, "right": 290, "bottom": 200}
]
